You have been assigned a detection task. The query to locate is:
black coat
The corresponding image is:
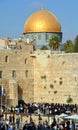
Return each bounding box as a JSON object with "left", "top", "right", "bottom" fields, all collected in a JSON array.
[{"left": 0, "top": 124, "right": 5, "bottom": 130}]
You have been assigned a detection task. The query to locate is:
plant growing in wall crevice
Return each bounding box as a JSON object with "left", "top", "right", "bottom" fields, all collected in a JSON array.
[
  {"left": 54, "top": 80, "right": 56, "bottom": 83},
  {"left": 41, "top": 75, "right": 46, "bottom": 79},
  {"left": 44, "top": 86, "right": 46, "bottom": 89},
  {"left": 66, "top": 95, "right": 73, "bottom": 103},
  {"left": 54, "top": 90, "right": 57, "bottom": 94},
  {"left": 59, "top": 81, "right": 63, "bottom": 85},
  {"left": 60, "top": 77, "right": 62, "bottom": 80},
  {"left": 50, "top": 84, "right": 54, "bottom": 89}
]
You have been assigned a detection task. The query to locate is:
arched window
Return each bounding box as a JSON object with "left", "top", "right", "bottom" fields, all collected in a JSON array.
[
  {"left": 0, "top": 71, "right": 2, "bottom": 78},
  {"left": 25, "top": 58, "right": 28, "bottom": 64},
  {"left": 5, "top": 56, "right": 8, "bottom": 63},
  {"left": 12, "top": 70, "right": 16, "bottom": 78}
]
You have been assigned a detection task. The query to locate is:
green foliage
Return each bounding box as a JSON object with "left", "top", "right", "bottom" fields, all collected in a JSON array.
[
  {"left": 64, "top": 40, "right": 74, "bottom": 53},
  {"left": 44, "top": 86, "right": 46, "bottom": 89},
  {"left": 41, "top": 75, "right": 46, "bottom": 79},
  {"left": 49, "top": 35, "right": 60, "bottom": 50},
  {"left": 54, "top": 90, "right": 57, "bottom": 94},
  {"left": 40, "top": 45, "right": 48, "bottom": 50},
  {"left": 73, "top": 35, "right": 78, "bottom": 52},
  {"left": 54, "top": 80, "right": 56, "bottom": 83},
  {"left": 66, "top": 95, "right": 73, "bottom": 103},
  {"left": 59, "top": 81, "right": 63, "bottom": 85},
  {"left": 60, "top": 77, "right": 62, "bottom": 80},
  {"left": 50, "top": 84, "right": 54, "bottom": 89},
  {"left": 64, "top": 35, "right": 78, "bottom": 53},
  {"left": 44, "top": 75, "right": 46, "bottom": 79}
]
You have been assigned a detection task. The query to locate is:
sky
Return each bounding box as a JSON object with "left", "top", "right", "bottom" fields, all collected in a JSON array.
[{"left": 0, "top": 0, "right": 78, "bottom": 43}]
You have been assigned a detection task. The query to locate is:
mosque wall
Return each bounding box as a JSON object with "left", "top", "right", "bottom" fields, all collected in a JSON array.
[
  {"left": 0, "top": 50, "right": 78, "bottom": 107},
  {"left": 24, "top": 32, "right": 62, "bottom": 47}
]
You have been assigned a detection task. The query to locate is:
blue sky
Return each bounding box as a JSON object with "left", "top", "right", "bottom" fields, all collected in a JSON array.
[{"left": 0, "top": 0, "right": 78, "bottom": 43}]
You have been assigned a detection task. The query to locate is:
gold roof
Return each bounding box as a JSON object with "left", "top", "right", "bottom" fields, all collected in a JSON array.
[{"left": 24, "top": 9, "right": 61, "bottom": 33}]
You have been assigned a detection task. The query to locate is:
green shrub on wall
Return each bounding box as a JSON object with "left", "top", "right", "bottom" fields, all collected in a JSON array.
[
  {"left": 54, "top": 90, "right": 57, "bottom": 94},
  {"left": 59, "top": 81, "right": 63, "bottom": 85},
  {"left": 41, "top": 75, "right": 46, "bottom": 79},
  {"left": 67, "top": 95, "right": 73, "bottom": 103},
  {"left": 50, "top": 84, "right": 54, "bottom": 89},
  {"left": 44, "top": 86, "right": 46, "bottom": 89}
]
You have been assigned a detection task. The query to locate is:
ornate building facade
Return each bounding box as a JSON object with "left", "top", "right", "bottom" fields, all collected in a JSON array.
[{"left": 23, "top": 9, "right": 62, "bottom": 48}]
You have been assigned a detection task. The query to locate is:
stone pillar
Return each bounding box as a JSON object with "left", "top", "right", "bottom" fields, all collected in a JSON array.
[{"left": 8, "top": 80, "right": 18, "bottom": 107}]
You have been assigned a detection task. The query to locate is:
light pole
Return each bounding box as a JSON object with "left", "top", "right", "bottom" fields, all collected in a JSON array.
[
  {"left": 0, "top": 85, "right": 4, "bottom": 120},
  {"left": 0, "top": 88, "right": 2, "bottom": 116},
  {"left": 0, "top": 85, "right": 5, "bottom": 118}
]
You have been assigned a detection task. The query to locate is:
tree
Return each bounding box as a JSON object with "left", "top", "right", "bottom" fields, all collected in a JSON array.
[
  {"left": 40, "top": 45, "right": 48, "bottom": 50},
  {"left": 74, "top": 35, "right": 78, "bottom": 52},
  {"left": 49, "top": 35, "right": 60, "bottom": 51},
  {"left": 64, "top": 40, "right": 74, "bottom": 53}
]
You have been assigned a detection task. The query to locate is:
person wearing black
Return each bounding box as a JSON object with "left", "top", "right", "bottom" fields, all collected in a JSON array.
[
  {"left": 28, "top": 121, "right": 36, "bottom": 130},
  {"left": 0, "top": 122, "right": 5, "bottom": 130},
  {"left": 51, "top": 116, "right": 57, "bottom": 130},
  {"left": 23, "top": 123, "right": 29, "bottom": 130}
]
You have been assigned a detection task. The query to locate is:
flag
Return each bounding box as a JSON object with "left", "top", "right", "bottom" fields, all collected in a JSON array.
[{"left": 1, "top": 86, "right": 5, "bottom": 97}]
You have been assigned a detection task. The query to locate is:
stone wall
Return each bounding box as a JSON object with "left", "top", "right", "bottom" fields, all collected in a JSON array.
[
  {"left": 0, "top": 50, "right": 78, "bottom": 106},
  {"left": 0, "top": 50, "right": 34, "bottom": 107},
  {"left": 33, "top": 51, "right": 78, "bottom": 104}
]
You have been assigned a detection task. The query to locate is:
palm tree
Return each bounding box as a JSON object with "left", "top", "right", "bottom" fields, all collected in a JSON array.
[
  {"left": 64, "top": 40, "right": 74, "bottom": 53},
  {"left": 49, "top": 35, "right": 60, "bottom": 51}
]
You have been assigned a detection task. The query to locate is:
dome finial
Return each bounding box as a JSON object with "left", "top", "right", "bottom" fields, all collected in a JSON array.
[{"left": 41, "top": 0, "right": 44, "bottom": 9}]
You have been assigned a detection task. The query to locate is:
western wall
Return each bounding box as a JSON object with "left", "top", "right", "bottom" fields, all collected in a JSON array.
[
  {"left": 0, "top": 50, "right": 78, "bottom": 107},
  {"left": 33, "top": 51, "right": 78, "bottom": 104}
]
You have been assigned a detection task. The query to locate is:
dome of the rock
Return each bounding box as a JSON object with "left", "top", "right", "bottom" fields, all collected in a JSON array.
[
  {"left": 23, "top": 9, "right": 62, "bottom": 48},
  {"left": 24, "top": 9, "right": 61, "bottom": 33}
]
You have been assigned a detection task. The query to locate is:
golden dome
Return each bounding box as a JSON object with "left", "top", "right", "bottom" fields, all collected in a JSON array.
[{"left": 24, "top": 9, "right": 61, "bottom": 33}]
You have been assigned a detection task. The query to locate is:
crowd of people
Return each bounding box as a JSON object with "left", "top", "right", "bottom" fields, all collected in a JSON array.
[
  {"left": 12, "top": 103, "right": 77, "bottom": 116},
  {"left": 22, "top": 116, "right": 76, "bottom": 130},
  {"left": 0, "top": 102, "right": 78, "bottom": 129},
  {"left": 0, "top": 114, "right": 76, "bottom": 130}
]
